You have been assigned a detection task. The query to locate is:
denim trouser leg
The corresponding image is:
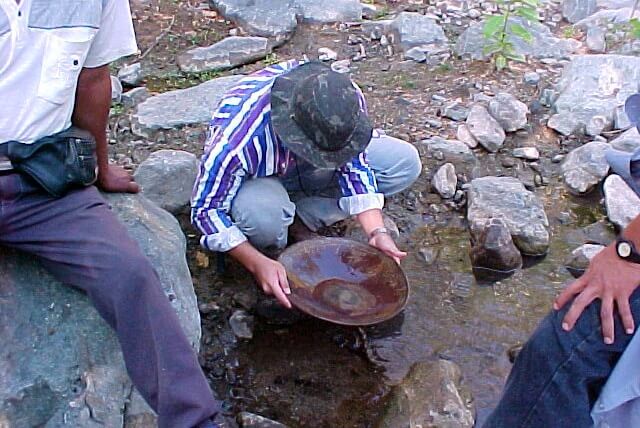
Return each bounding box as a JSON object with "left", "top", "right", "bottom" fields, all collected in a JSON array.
[
  {"left": 230, "top": 134, "right": 422, "bottom": 248},
  {"left": 483, "top": 288, "right": 640, "bottom": 428},
  {"left": 0, "top": 174, "right": 219, "bottom": 428}
]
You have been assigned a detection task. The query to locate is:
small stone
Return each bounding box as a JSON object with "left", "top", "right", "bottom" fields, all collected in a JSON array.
[
  {"left": 426, "top": 118, "right": 443, "bottom": 128},
  {"left": 442, "top": 102, "right": 469, "bottom": 121},
  {"left": 585, "top": 115, "right": 609, "bottom": 137},
  {"left": 488, "top": 92, "right": 529, "bottom": 132},
  {"left": 472, "top": 93, "right": 493, "bottom": 104},
  {"left": 466, "top": 104, "right": 506, "bottom": 152},
  {"left": 456, "top": 124, "right": 478, "bottom": 148},
  {"left": 614, "top": 106, "right": 632, "bottom": 130},
  {"left": 177, "top": 36, "right": 270, "bottom": 73},
  {"left": 468, "top": 8, "right": 481, "bottom": 19},
  {"left": 121, "top": 87, "right": 150, "bottom": 109},
  {"left": 331, "top": 59, "right": 351, "bottom": 74},
  {"left": 380, "top": 34, "right": 389, "bottom": 46},
  {"left": 586, "top": 26, "right": 606, "bottom": 53},
  {"left": 238, "top": 412, "right": 288, "bottom": 428},
  {"left": 565, "top": 243, "right": 605, "bottom": 277},
  {"left": 229, "top": 310, "right": 254, "bottom": 339},
  {"left": 561, "top": 141, "right": 610, "bottom": 194},
  {"left": 604, "top": 174, "right": 640, "bottom": 229},
  {"left": 470, "top": 217, "right": 523, "bottom": 273},
  {"left": 318, "top": 47, "right": 338, "bottom": 61},
  {"left": 110, "top": 75, "right": 123, "bottom": 102},
  {"left": 118, "top": 62, "right": 144, "bottom": 86},
  {"left": 502, "top": 157, "right": 517, "bottom": 168},
  {"left": 419, "top": 248, "right": 439, "bottom": 265},
  {"left": 404, "top": 47, "right": 427, "bottom": 62},
  {"left": 552, "top": 154, "right": 565, "bottom": 163},
  {"left": 347, "top": 34, "right": 360, "bottom": 45},
  {"left": 524, "top": 71, "right": 541, "bottom": 85},
  {"left": 432, "top": 94, "right": 447, "bottom": 102},
  {"left": 432, "top": 163, "right": 457, "bottom": 199},
  {"left": 513, "top": 147, "right": 540, "bottom": 160}
]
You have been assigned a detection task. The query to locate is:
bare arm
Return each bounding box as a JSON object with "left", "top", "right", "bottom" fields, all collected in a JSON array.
[
  {"left": 72, "top": 65, "right": 139, "bottom": 193},
  {"left": 555, "top": 214, "right": 640, "bottom": 344},
  {"left": 357, "top": 208, "right": 406, "bottom": 264},
  {"left": 230, "top": 242, "right": 291, "bottom": 308}
]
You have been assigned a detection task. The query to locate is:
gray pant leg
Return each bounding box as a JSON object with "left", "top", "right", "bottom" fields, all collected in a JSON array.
[
  {"left": 294, "top": 134, "right": 422, "bottom": 231},
  {"left": 231, "top": 177, "right": 296, "bottom": 250}
]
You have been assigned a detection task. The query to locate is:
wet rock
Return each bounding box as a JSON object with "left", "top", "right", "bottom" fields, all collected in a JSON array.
[
  {"left": 565, "top": 243, "right": 605, "bottom": 277},
  {"left": 238, "top": 411, "right": 287, "bottom": 428},
  {"left": 432, "top": 163, "right": 457, "bottom": 199},
  {"left": 513, "top": 147, "right": 540, "bottom": 161},
  {"left": 563, "top": 0, "right": 597, "bottom": 23},
  {"left": 421, "top": 137, "right": 477, "bottom": 168},
  {"left": 455, "top": 17, "right": 579, "bottom": 60},
  {"left": 0, "top": 194, "right": 200, "bottom": 427},
  {"left": 466, "top": 104, "right": 505, "bottom": 153},
  {"left": 470, "top": 218, "right": 523, "bottom": 273},
  {"left": 604, "top": 174, "right": 640, "bottom": 229},
  {"left": 177, "top": 36, "right": 270, "bottom": 73},
  {"left": 255, "top": 297, "right": 306, "bottom": 325},
  {"left": 419, "top": 247, "right": 439, "bottom": 265},
  {"left": 132, "top": 75, "right": 244, "bottom": 137},
  {"left": 586, "top": 26, "right": 606, "bottom": 52},
  {"left": 524, "top": 71, "right": 541, "bottom": 86},
  {"left": 488, "top": 93, "right": 529, "bottom": 132},
  {"left": 117, "top": 62, "right": 144, "bottom": 87},
  {"left": 549, "top": 55, "right": 640, "bottom": 137},
  {"left": 467, "top": 176, "right": 550, "bottom": 255},
  {"left": 110, "top": 75, "right": 123, "bottom": 102},
  {"left": 133, "top": 150, "right": 199, "bottom": 214},
  {"left": 389, "top": 12, "right": 448, "bottom": 49},
  {"left": 229, "top": 310, "right": 254, "bottom": 339},
  {"left": 443, "top": 102, "right": 469, "bottom": 122},
  {"left": 121, "top": 87, "right": 149, "bottom": 109},
  {"left": 561, "top": 141, "right": 610, "bottom": 194},
  {"left": 610, "top": 127, "right": 640, "bottom": 152},
  {"left": 377, "top": 359, "right": 474, "bottom": 428}
]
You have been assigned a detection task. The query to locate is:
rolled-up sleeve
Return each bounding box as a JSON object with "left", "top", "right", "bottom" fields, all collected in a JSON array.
[
  {"left": 337, "top": 152, "right": 384, "bottom": 215},
  {"left": 191, "top": 129, "right": 248, "bottom": 252}
]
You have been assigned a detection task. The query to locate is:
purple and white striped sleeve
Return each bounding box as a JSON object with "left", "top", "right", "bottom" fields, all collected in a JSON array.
[{"left": 337, "top": 152, "right": 383, "bottom": 216}]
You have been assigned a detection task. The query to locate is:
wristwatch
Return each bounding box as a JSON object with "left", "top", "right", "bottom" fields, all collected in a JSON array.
[{"left": 616, "top": 237, "right": 640, "bottom": 264}]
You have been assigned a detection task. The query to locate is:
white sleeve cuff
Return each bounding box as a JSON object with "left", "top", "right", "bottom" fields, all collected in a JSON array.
[
  {"left": 200, "top": 225, "right": 248, "bottom": 253},
  {"left": 338, "top": 193, "right": 384, "bottom": 216}
]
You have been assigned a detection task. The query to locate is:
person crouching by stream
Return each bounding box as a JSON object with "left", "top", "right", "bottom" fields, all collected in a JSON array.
[{"left": 191, "top": 60, "right": 421, "bottom": 307}]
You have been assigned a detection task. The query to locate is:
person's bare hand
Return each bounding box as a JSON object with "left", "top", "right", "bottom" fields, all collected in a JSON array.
[
  {"left": 554, "top": 245, "right": 640, "bottom": 344},
  {"left": 97, "top": 164, "right": 140, "bottom": 193},
  {"left": 251, "top": 256, "right": 291, "bottom": 308},
  {"left": 368, "top": 233, "right": 407, "bottom": 264}
]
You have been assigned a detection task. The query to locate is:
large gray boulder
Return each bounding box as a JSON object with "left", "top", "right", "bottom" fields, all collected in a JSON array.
[
  {"left": 134, "top": 150, "right": 199, "bottom": 214},
  {"left": 420, "top": 137, "right": 477, "bottom": 176},
  {"left": 549, "top": 55, "right": 640, "bottom": 136},
  {"left": 604, "top": 174, "right": 640, "bottom": 229},
  {"left": 389, "top": 12, "right": 448, "bottom": 49},
  {"left": 455, "top": 17, "right": 580, "bottom": 61},
  {"left": 178, "top": 36, "right": 270, "bottom": 73},
  {"left": 0, "top": 194, "right": 200, "bottom": 427},
  {"left": 466, "top": 104, "right": 505, "bottom": 153},
  {"left": 488, "top": 93, "right": 529, "bottom": 133},
  {"left": 467, "top": 177, "right": 550, "bottom": 255},
  {"left": 563, "top": 0, "right": 597, "bottom": 23},
  {"left": 610, "top": 127, "right": 640, "bottom": 152},
  {"left": 376, "top": 359, "right": 475, "bottom": 428},
  {"left": 131, "top": 75, "right": 244, "bottom": 137},
  {"left": 561, "top": 141, "right": 610, "bottom": 194}
]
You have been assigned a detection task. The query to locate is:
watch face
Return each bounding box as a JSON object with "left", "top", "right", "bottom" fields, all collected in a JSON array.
[{"left": 619, "top": 242, "right": 632, "bottom": 258}]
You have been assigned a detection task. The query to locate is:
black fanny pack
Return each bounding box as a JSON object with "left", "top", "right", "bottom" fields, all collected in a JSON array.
[{"left": 1, "top": 127, "right": 98, "bottom": 197}]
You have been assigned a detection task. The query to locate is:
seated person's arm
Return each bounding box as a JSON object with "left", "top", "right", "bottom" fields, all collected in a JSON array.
[
  {"left": 72, "top": 66, "right": 139, "bottom": 193},
  {"left": 338, "top": 153, "right": 406, "bottom": 264},
  {"left": 555, "top": 214, "right": 640, "bottom": 344}
]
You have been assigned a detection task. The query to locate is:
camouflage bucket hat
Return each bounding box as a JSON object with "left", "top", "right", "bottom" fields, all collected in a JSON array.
[{"left": 271, "top": 62, "right": 374, "bottom": 169}]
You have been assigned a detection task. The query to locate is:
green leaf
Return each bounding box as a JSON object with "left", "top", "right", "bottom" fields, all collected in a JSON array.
[
  {"left": 509, "top": 22, "right": 533, "bottom": 43},
  {"left": 515, "top": 6, "right": 539, "bottom": 22},
  {"left": 521, "top": 0, "right": 539, "bottom": 7},
  {"left": 483, "top": 42, "right": 503, "bottom": 56},
  {"left": 483, "top": 15, "right": 506, "bottom": 38},
  {"left": 504, "top": 52, "right": 526, "bottom": 62},
  {"left": 496, "top": 54, "right": 508, "bottom": 70}
]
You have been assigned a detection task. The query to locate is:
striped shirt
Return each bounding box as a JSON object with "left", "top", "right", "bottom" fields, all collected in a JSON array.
[{"left": 191, "top": 60, "right": 383, "bottom": 253}]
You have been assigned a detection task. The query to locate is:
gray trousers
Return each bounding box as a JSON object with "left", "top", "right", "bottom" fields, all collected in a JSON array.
[
  {"left": 231, "top": 134, "right": 422, "bottom": 249},
  {"left": 0, "top": 174, "right": 219, "bottom": 428}
]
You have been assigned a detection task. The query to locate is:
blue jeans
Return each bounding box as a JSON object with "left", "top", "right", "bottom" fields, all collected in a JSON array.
[
  {"left": 484, "top": 288, "right": 640, "bottom": 428},
  {"left": 230, "top": 134, "right": 421, "bottom": 249}
]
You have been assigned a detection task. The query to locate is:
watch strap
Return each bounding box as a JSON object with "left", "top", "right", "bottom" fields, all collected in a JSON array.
[
  {"left": 369, "top": 226, "right": 390, "bottom": 240},
  {"left": 617, "top": 237, "right": 640, "bottom": 264}
]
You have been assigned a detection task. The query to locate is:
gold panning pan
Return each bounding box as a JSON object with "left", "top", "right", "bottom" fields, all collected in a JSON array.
[{"left": 278, "top": 237, "right": 409, "bottom": 326}]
